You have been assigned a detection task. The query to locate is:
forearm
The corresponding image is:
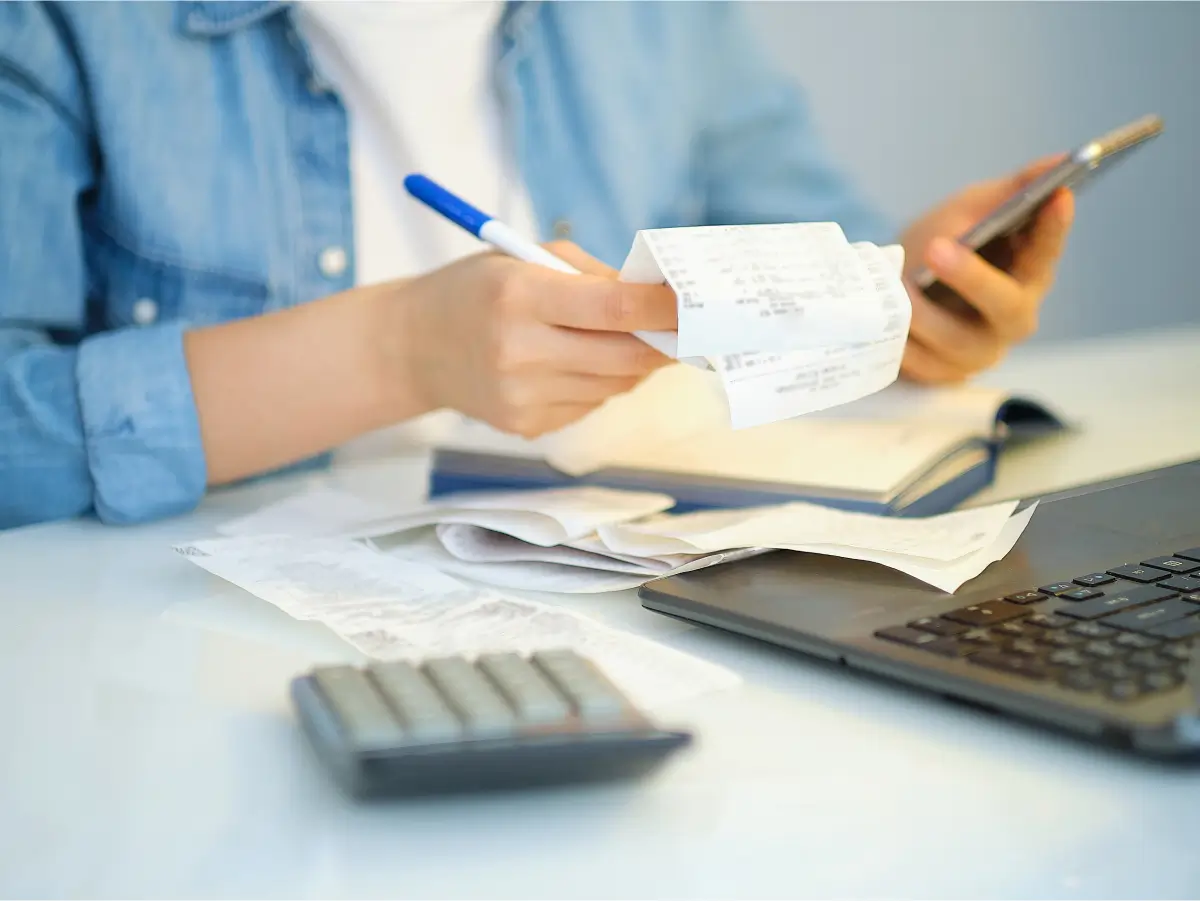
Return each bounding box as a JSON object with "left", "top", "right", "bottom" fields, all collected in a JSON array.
[{"left": 184, "top": 283, "right": 430, "bottom": 486}]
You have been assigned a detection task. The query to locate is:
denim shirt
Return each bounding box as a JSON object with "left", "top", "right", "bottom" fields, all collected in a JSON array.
[{"left": 0, "top": 0, "right": 891, "bottom": 529}]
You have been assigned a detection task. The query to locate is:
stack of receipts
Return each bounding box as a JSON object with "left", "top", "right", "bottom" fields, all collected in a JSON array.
[
  {"left": 216, "top": 485, "right": 1037, "bottom": 595},
  {"left": 619, "top": 223, "right": 913, "bottom": 429}
]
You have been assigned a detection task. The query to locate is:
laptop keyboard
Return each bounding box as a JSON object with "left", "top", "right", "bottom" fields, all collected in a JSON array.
[{"left": 875, "top": 546, "right": 1200, "bottom": 702}]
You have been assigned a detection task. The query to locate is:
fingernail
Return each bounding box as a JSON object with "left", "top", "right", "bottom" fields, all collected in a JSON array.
[{"left": 928, "top": 238, "right": 962, "bottom": 272}]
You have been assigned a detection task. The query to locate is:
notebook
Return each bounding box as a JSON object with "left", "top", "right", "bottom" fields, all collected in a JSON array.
[{"left": 427, "top": 361, "right": 1066, "bottom": 517}]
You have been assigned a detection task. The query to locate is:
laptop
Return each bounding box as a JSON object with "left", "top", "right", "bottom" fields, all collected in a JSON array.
[{"left": 639, "top": 461, "right": 1200, "bottom": 758}]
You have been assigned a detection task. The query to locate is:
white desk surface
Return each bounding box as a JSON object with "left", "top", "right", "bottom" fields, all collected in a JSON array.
[{"left": 4, "top": 325, "right": 1200, "bottom": 898}]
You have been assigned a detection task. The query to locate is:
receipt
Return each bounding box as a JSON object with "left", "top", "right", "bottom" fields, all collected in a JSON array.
[
  {"left": 713, "top": 242, "right": 912, "bottom": 429},
  {"left": 620, "top": 223, "right": 894, "bottom": 358},
  {"left": 598, "top": 499, "right": 1021, "bottom": 562},
  {"left": 172, "top": 534, "right": 739, "bottom": 709}
]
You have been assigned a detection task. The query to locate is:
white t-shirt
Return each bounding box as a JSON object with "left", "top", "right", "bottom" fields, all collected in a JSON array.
[
  {"left": 294, "top": 1, "right": 541, "bottom": 287},
  {"left": 294, "top": 1, "right": 542, "bottom": 448}
]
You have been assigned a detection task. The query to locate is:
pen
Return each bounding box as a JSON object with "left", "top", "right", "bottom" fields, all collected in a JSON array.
[{"left": 403, "top": 173, "right": 579, "bottom": 275}]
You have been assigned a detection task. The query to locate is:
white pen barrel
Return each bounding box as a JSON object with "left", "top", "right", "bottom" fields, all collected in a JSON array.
[{"left": 480, "top": 220, "right": 579, "bottom": 275}]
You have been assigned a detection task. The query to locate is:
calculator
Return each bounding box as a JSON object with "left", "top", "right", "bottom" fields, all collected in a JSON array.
[{"left": 291, "top": 649, "right": 694, "bottom": 798}]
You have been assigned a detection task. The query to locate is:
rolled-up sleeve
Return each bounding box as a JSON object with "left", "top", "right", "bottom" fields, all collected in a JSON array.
[{"left": 0, "top": 4, "right": 206, "bottom": 529}]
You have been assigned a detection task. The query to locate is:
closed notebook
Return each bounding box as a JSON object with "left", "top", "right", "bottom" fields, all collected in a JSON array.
[{"left": 428, "top": 363, "right": 1065, "bottom": 516}]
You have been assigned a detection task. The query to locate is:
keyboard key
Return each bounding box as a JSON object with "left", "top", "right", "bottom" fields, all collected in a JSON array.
[
  {"left": 1058, "top": 585, "right": 1177, "bottom": 621},
  {"left": 533, "top": 650, "right": 630, "bottom": 723},
  {"left": 1162, "top": 642, "right": 1195, "bottom": 663},
  {"left": 423, "top": 657, "right": 517, "bottom": 738},
  {"left": 875, "top": 626, "right": 943, "bottom": 649},
  {"left": 1069, "top": 621, "right": 1118, "bottom": 639},
  {"left": 1008, "top": 639, "right": 1041, "bottom": 657},
  {"left": 1097, "top": 661, "right": 1136, "bottom": 681},
  {"left": 908, "top": 617, "right": 969, "bottom": 637},
  {"left": 1006, "top": 590, "right": 1047, "bottom": 605},
  {"left": 1103, "top": 599, "right": 1200, "bottom": 634},
  {"left": 1175, "top": 547, "right": 1200, "bottom": 563},
  {"left": 1039, "top": 582, "right": 1076, "bottom": 596},
  {"left": 1039, "top": 631, "right": 1082, "bottom": 648},
  {"left": 968, "top": 650, "right": 1048, "bottom": 680},
  {"left": 369, "top": 661, "right": 462, "bottom": 743},
  {"left": 1074, "top": 573, "right": 1116, "bottom": 587},
  {"left": 1142, "top": 556, "right": 1200, "bottom": 575},
  {"left": 994, "top": 621, "right": 1041, "bottom": 639},
  {"left": 1185, "top": 593, "right": 1200, "bottom": 605},
  {"left": 1047, "top": 649, "right": 1087, "bottom": 668},
  {"left": 1027, "top": 612, "right": 1072, "bottom": 629},
  {"left": 1147, "top": 616, "right": 1200, "bottom": 642},
  {"left": 1106, "top": 680, "right": 1143, "bottom": 702},
  {"left": 312, "top": 665, "right": 408, "bottom": 752},
  {"left": 943, "top": 600, "right": 1029, "bottom": 627},
  {"left": 1143, "top": 670, "right": 1183, "bottom": 693},
  {"left": 1114, "top": 633, "right": 1161, "bottom": 650},
  {"left": 1127, "top": 650, "right": 1175, "bottom": 671},
  {"left": 1082, "top": 640, "right": 1120, "bottom": 659},
  {"left": 1060, "top": 587, "right": 1103, "bottom": 602},
  {"left": 477, "top": 652, "right": 572, "bottom": 725},
  {"left": 1159, "top": 576, "right": 1200, "bottom": 593},
  {"left": 960, "top": 629, "right": 1003, "bottom": 646},
  {"left": 1060, "top": 670, "right": 1101, "bottom": 692},
  {"left": 924, "top": 638, "right": 979, "bottom": 658},
  {"left": 1106, "top": 565, "right": 1168, "bottom": 583}
]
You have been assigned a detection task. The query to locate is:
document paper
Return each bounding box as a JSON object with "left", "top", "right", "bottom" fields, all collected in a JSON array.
[
  {"left": 174, "top": 535, "right": 740, "bottom": 710},
  {"left": 618, "top": 223, "right": 912, "bottom": 430}
]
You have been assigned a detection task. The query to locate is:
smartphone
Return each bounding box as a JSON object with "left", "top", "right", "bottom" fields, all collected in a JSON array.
[{"left": 915, "top": 113, "right": 1164, "bottom": 318}]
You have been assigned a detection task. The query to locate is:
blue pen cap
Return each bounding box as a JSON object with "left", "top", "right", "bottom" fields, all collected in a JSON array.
[{"left": 404, "top": 174, "right": 492, "bottom": 237}]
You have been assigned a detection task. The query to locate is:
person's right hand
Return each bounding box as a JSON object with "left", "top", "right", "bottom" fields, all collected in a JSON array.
[{"left": 388, "top": 242, "right": 677, "bottom": 438}]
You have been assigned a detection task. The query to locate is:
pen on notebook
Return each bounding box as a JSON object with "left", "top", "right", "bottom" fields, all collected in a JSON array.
[{"left": 403, "top": 173, "right": 579, "bottom": 275}]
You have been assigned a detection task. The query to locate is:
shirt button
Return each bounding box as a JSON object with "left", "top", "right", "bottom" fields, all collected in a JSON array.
[
  {"left": 131, "top": 298, "right": 158, "bottom": 325},
  {"left": 318, "top": 246, "right": 348, "bottom": 278},
  {"left": 552, "top": 219, "right": 572, "bottom": 240}
]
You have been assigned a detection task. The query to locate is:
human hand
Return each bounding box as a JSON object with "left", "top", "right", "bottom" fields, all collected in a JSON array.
[
  {"left": 898, "top": 156, "right": 1076, "bottom": 383},
  {"left": 390, "top": 242, "right": 676, "bottom": 438}
]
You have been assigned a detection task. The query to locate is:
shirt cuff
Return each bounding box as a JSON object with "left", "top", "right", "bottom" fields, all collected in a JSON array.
[{"left": 76, "top": 321, "right": 207, "bottom": 524}]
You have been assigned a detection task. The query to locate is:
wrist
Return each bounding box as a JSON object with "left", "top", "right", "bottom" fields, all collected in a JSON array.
[{"left": 361, "top": 279, "right": 438, "bottom": 422}]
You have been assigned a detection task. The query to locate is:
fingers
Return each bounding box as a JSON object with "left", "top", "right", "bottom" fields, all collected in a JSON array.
[
  {"left": 541, "top": 240, "right": 618, "bottom": 278},
  {"left": 531, "top": 272, "right": 678, "bottom": 332},
  {"left": 906, "top": 288, "right": 1006, "bottom": 374},
  {"left": 544, "top": 327, "right": 673, "bottom": 377},
  {"left": 1009, "top": 188, "right": 1074, "bottom": 288},
  {"left": 899, "top": 336, "right": 972, "bottom": 385},
  {"left": 924, "top": 238, "right": 1037, "bottom": 343}
]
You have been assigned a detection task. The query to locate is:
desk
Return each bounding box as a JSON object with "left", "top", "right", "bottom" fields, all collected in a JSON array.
[{"left": 3, "top": 325, "right": 1200, "bottom": 898}]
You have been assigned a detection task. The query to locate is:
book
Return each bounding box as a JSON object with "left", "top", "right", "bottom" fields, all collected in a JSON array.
[{"left": 427, "top": 363, "right": 1065, "bottom": 517}]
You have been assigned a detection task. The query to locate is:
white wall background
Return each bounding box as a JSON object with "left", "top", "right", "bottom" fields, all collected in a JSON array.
[{"left": 747, "top": 1, "right": 1199, "bottom": 343}]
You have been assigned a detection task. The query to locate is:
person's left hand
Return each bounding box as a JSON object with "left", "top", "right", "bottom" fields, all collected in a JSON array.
[{"left": 898, "top": 156, "right": 1076, "bottom": 383}]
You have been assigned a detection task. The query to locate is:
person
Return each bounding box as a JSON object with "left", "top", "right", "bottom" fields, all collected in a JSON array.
[{"left": 0, "top": 1, "right": 1074, "bottom": 530}]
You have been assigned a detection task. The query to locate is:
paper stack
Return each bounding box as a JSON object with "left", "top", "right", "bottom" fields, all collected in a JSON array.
[{"left": 216, "top": 485, "right": 1037, "bottom": 594}]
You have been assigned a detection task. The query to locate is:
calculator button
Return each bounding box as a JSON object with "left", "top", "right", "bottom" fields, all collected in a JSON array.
[
  {"left": 1142, "top": 556, "right": 1200, "bottom": 575},
  {"left": 478, "top": 652, "right": 572, "bottom": 725},
  {"left": 1106, "top": 680, "right": 1143, "bottom": 702},
  {"left": 423, "top": 657, "right": 517, "bottom": 738},
  {"left": 1059, "top": 587, "right": 1103, "bottom": 602},
  {"left": 533, "top": 650, "right": 629, "bottom": 723},
  {"left": 1113, "top": 633, "right": 1161, "bottom": 650},
  {"left": 1175, "top": 547, "right": 1200, "bottom": 563},
  {"left": 967, "top": 650, "right": 1048, "bottom": 680},
  {"left": 313, "top": 666, "right": 407, "bottom": 752},
  {"left": 1059, "top": 670, "right": 1101, "bottom": 693},
  {"left": 368, "top": 661, "right": 462, "bottom": 743},
  {"left": 1143, "top": 670, "right": 1183, "bottom": 693},
  {"left": 1159, "top": 576, "right": 1200, "bottom": 593},
  {"left": 1068, "top": 621, "right": 1117, "bottom": 639},
  {"left": 1027, "top": 613, "right": 1072, "bottom": 629},
  {"left": 875, "top": 626, "right": 941, "bottom": 649},
  {"left": 1073, "top": 573, "right": 1116, "bottom": 587},
  {"left": 1106, "top": 565, "right": 1167, "bottom": 583}
]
